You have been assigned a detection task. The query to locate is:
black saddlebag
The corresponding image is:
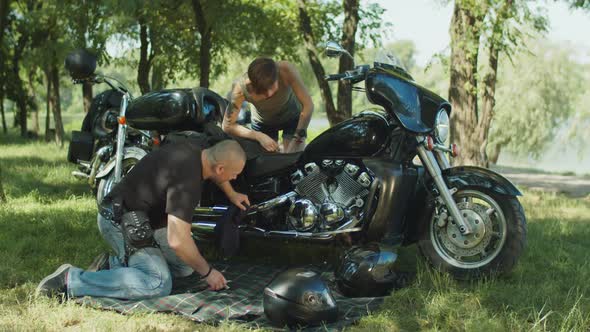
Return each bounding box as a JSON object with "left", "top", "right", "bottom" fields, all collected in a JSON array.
[{"left": 67, "top": 130, "right": 94, "bottom": 163}]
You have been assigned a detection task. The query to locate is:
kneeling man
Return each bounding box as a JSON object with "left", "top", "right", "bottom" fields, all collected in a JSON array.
[{"left": 37, "top": 139, "right": 249, "bottom": 299}]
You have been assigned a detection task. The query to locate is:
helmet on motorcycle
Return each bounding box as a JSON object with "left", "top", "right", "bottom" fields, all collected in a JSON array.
[
  {"left": 263, "top": 268, "right": 338, "bottom": 327},
  {"left": 65, "top": 49, "right": 97, "bottom": 80},
  {"left": 335, "top": 243, "right": 399, "bottom": 297}
]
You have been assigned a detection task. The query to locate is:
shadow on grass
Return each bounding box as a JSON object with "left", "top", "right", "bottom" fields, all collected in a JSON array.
[
  {"left": 472, "top": 215, "right": 590, "bottom": 330},
  {"left": 1, "top": 156, "right": 90, "bottom": 200},
  {"left": 0, "top": 206, "right": 104, "bottom": 289},
  {"left": 369, "top": 212, "right": 590, "bottom": 331}
]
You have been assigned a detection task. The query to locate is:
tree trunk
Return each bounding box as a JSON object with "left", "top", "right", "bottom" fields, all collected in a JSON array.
[
  {"left": 82, "top": 82, "right": 92, "bottom": 113},
  {"left": 336, "top": 0, "right": 359, "bottom": 122},
  {"left": 151, "top": 62, "right": 165, "bottom": 91},
  {"left": 488, "top": 143, "right": 502, "bottom": 165},
  {"left": 297, "top": 0, "right": 339, "bottom": 126},
  {"left": 137, "top": 19, "right": 152, "bottom": 95},
  {"left": 478, "top": 1, "right": 512, "bottom": 168},
  {"left": 0, "top": 0, "right": 8, "bottom": 44},
  {"left": 0, "top": 0, "right": 8, "bottom": 134},
  {"left": 191, "top": 0, "right": 212, "bottom": 88},
  {"left": 0, "top": 165, "right": 6, "bottom": 203},
  {"left": 49, "top": 65, "right": 64, "bottom": 147},
  {"left": 13, "top": 34, "right": 28, "bottom": 138},
  {"left": 27, "top": 69, "right": 39, "bottom": 136},
  {"left": 0, "top": 87, "right": 6, "bottom": 134},
  {"left": 44, "top": 68, "right": 52, "bottom": 141},
  {"left": 478, "top": 43, "right": 499, "bottom": 168},
  {"left": 448, "top": 3, "right": 484, "bottom": 166}
]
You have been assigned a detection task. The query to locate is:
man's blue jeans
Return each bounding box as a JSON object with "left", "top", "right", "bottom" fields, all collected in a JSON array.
[{"left": 66, "top": 213, "right": 194, "bottom": 300}]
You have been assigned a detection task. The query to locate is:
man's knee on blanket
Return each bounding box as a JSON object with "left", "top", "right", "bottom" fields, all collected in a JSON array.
[{"left": 125, "top": 273, "right": 172, "bottom": 300}]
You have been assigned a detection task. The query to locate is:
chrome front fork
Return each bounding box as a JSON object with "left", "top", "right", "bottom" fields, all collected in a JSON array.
[
  {"left": 416, "top": 137, "right": 473, "bottom": 235},
  {"left": 114, "top": 93, "right": 129, "bottom": 183}
]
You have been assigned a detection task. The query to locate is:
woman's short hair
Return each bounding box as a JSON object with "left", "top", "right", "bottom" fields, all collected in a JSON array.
[{"left": 247, "top": 57, "right": 278, "bottom": 94}]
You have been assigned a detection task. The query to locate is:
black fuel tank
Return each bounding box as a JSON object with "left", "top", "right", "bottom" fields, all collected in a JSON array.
[
  {"left": 126, "top": 88, "right": 225, "bottom": 133},
  {"left": 302, "top": 111, "right": 390, "bottom": 160}
]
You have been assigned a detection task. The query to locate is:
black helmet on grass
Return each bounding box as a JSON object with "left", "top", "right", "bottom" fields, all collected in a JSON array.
[
  {"left": 335, "top": 243, "right": 399, "bottom": 297},
  {"left": 263, "top": 268, "right": 338, "bottom": 327}
]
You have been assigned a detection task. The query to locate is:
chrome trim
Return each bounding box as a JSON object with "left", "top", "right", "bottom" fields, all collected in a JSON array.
[
  {"left": 72, "top": 171, "right": 89, "bottom": 179},
  {"left": 192, "top": 189, "right": 363, "bottom": 240},
  {"left": 416, "top": 137, "right": 473, "bottom": 235},
  {"left": 191, "top": 220, "right": 362, "bottom": 240},
  {"left": 250, "top": 191, "right": 297, "bottom": 212},
  {"left": 193, "top": 192, "right": 297, "bottom": 218},
  {"left": 79, "top": 161, "right": 91, "bottom": 171},
  {"left": 114, "top": 93, "right": 129, "bottom": 183},
  {"left": 88, "top": 146, "right": 111, "bottom": 187},
  {"left": 434, "top": 109, "right": 450, "bottom": 143},
  {"left": 194, "top": 206, "right": 229, "bottom": 214},
  {"left": 434, "top": 150, "right": 451, "bottom": 170},
  {"left": 191, "top": 221, "right": 217, "bottom": 233},
  {"left": 335, "top": 216, "right": 358, "bottom": 231},
  {"left": 95, "top": 146, "right": 148, "bottom": 179}
]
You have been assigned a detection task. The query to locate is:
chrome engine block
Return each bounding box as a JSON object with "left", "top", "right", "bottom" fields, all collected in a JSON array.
[{"left": 288, "top": 160, "right": 372, "bottom": 232}]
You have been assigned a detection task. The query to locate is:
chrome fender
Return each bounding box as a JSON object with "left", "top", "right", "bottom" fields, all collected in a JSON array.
[{"left": 95, "top": 146, "right": 148, "bottom": 179}]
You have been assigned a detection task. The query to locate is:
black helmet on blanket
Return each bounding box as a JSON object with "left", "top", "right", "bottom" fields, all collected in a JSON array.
[
  {"left": 335, "top": 243, "right": 399, "bottom": 297},
  {"left": 263, "top": 268, "right": 338, "bottom": 327}
]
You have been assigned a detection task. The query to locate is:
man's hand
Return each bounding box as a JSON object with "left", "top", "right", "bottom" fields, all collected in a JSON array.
[
  {"left": 256, "top": 132, "right": 279, "bottom": 152},
  {"left": 227, "top": 191, "right": 250, "bottom": 211},
  {"left": 205, "top": 268, "right": 227, "bottom": 291}
]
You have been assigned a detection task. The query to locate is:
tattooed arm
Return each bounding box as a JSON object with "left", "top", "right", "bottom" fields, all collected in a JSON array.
[{"left": 222, "top": 82, "right": 279, "bottom": 152}]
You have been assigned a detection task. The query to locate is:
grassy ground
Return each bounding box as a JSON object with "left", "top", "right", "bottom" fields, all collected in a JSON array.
[{"left": 1, "top": 130, "right": 590, "bottom": 331}]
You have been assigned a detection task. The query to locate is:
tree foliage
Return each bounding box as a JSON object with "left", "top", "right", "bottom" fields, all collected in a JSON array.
[
  {"left": 448, "top": 0, "right": 547, "bottom": 166},
  {"left": 489, "top": 39, "right": 583, "bottom": 160},
  {"left": 297, "top": 0, "right": 388, "bottom": 125}
]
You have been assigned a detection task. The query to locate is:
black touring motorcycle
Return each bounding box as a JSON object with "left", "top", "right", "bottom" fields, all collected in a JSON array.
[{"left": 66, "top": 42, "right": 526, "bottom": 279}]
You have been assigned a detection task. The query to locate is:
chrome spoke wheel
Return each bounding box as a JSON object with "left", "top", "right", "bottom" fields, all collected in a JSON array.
[{"left": 430, "top": 190, "right": 507, "bottom": 269}]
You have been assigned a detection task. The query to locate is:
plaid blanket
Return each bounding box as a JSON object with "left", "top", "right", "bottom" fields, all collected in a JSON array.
[{"left": 75, "top": 261, "right": 384, "bottom": 330}]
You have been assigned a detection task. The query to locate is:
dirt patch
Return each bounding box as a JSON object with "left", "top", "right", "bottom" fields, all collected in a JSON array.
[{"left": 492, "top": 165, "right": 590, "bottom": 198}]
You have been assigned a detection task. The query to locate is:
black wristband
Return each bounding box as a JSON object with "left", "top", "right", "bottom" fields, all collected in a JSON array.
[
  {"left": 295, "top": 128, "right": 307, "bottom": 139},
  {"left": 200, "top": 265, "right": 213, "bottom": 279}
]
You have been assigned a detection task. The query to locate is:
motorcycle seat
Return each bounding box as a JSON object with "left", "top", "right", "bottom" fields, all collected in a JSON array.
[{"left": 245, "top": 152, "right": 302, "bottom": 178}]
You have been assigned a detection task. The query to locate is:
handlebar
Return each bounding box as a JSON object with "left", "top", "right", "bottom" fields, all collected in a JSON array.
[
  {"left": 324, "top": 64, "right": 370, "bottom": 83},
  {"left": 324, "top": 73, "right": 350, "bottom": 81},
  {"left": 72, "top": 74, "right": 132, "bottom": 98}
]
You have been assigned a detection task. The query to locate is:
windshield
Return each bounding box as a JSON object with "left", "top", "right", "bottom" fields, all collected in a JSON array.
[{"left": 373, "top": 49, "right": 412, "bottom": 80}]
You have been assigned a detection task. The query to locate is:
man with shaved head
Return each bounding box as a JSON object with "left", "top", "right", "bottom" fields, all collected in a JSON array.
[{"left": 37, "top": 139, "right": 248, "bottom": 300}]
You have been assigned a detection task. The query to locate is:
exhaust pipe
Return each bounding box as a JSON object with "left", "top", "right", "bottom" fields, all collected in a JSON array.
[
  {"left": 191, "top": 221, "right": 363, "bottom": 242},
  {"left": 193, "top": 191, "right": 297, "bottom": 219}
]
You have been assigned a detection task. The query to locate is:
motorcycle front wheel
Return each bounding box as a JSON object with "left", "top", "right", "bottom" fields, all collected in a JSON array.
[
  {"left": 96, "top": 158, "right": 141, "bottom": 204},
  {"left": 418, "top": 187, "right": 526, "bottom": 280}
]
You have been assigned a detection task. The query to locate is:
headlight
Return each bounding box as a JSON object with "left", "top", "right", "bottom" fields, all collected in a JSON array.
[{"left": 434, "top": 109, "right": 450, "bottom": 144}]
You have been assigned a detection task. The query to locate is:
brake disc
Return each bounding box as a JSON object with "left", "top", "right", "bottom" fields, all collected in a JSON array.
[{"left": 436, "top": 201, "right": 494, "bottom": 257}]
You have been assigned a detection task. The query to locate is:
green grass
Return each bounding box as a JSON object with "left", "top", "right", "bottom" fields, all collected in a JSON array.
[{"left": 1, "top": 129, "right": 590, "bottom": 331}]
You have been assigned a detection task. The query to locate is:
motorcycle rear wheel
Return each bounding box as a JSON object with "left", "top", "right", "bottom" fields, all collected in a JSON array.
[{"left": 418, "top": 187, "right": 526, "bottom": 280}]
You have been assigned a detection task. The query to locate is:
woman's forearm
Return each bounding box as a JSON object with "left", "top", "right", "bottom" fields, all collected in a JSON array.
[
  {"left": 223, "top": 122, "right": 260, "bottom": 141},
  {"left": 296, "top": 104, "right": 314, "bottom": 131}
]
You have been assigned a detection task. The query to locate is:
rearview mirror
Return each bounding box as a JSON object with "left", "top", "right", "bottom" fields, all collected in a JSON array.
[
  {"left": 325, "top": 41, "right": 345, "bottom": 58},
  {"left": 325, "top": 41, "right": 354, "bottom": 65},
  {"left": 65, "top": 50, "right": 97, "bottom": 80}
]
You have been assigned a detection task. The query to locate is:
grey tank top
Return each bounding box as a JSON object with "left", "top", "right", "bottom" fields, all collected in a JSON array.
[{"left": 238, "top": 73, "right": 301, "bottom": 126}]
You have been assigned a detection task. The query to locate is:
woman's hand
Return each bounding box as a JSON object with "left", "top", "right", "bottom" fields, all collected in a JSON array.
[{"left": 256, "top": 132, "right": 279, "bottom": 152}]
